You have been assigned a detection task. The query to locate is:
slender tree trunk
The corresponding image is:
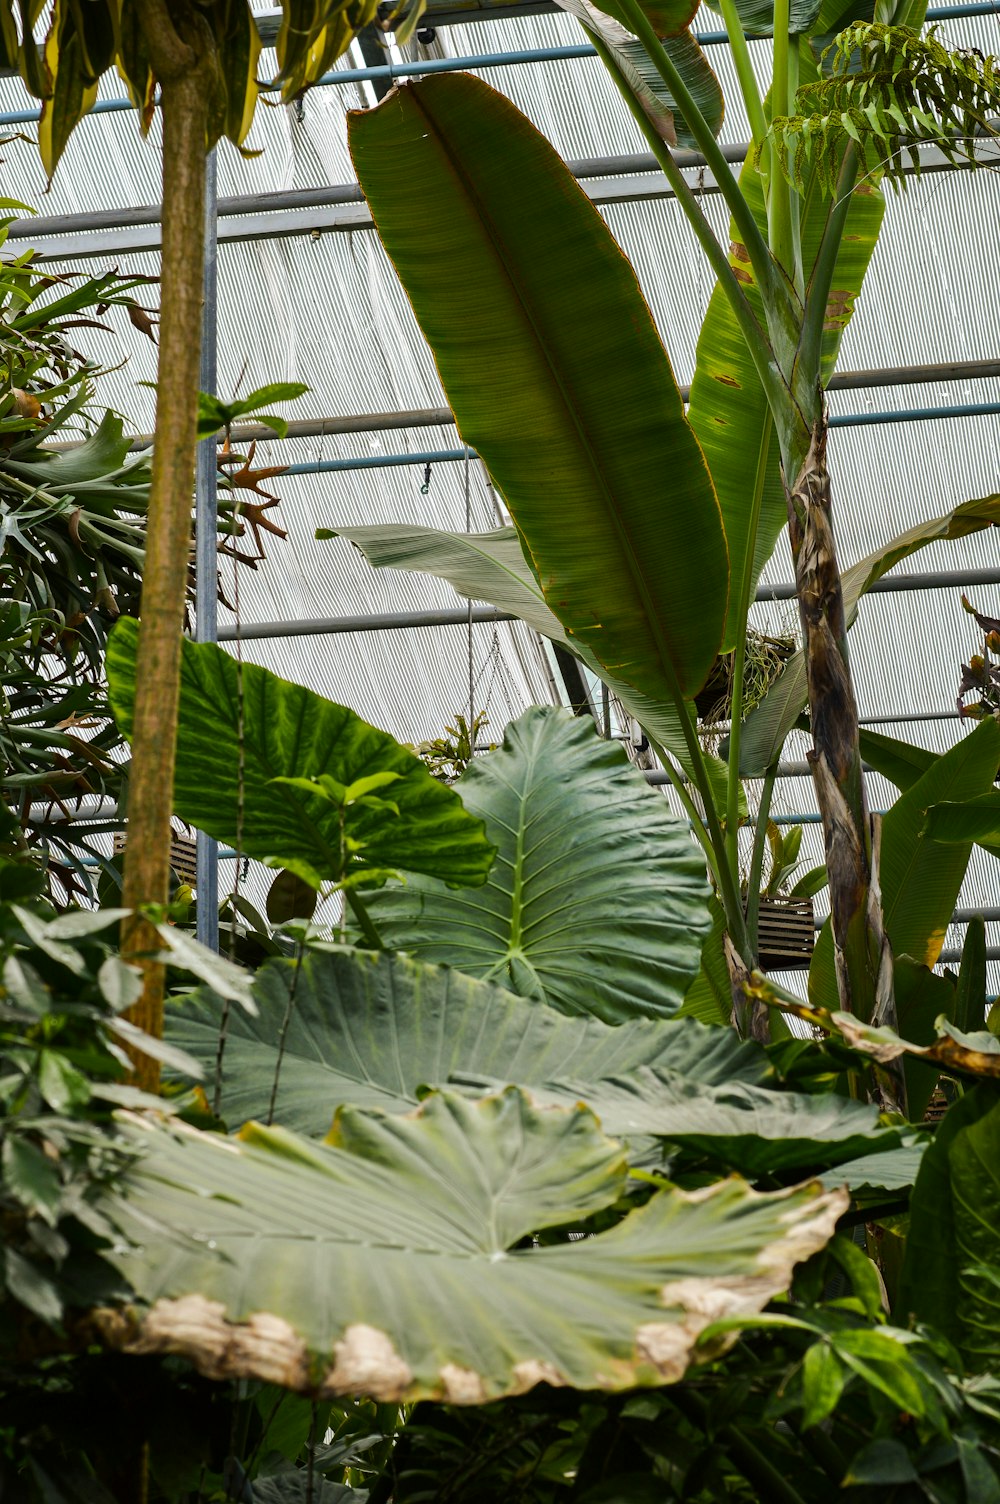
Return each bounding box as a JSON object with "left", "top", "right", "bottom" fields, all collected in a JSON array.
[
  {"left": 783, "top": 418, "right": 894, "bottom": 1030},
  {"left": 120, "top": 4, "right": 219, "bottom": 1090}
]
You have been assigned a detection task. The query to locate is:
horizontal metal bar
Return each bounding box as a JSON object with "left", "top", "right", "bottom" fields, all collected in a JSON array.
[
  {"left": 756, "top": 566, "right": 1000, "bottom": 603},
  {"left": 126, "top": 358, "right": 997, "bottom": 451},
  {"left": 215, "top": 566, "right": 1000, "bottom": 643},
  {"left": 216, "top": 605, "right": 515, "bottom": 641},
  {"left": 365, "top": 0, "right": 999, "bottom": 28}
]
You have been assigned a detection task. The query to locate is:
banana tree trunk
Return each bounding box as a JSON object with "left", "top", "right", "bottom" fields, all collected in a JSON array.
[
  {"left": 783, "top": 417, "right": 894, "bottom": 1030},
  {"left": 120, "top": 4, "right": 218, "bottom": 1091}
]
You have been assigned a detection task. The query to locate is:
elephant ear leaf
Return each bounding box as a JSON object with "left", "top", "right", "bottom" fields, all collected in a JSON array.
[
  {"left": 349, "top": 72, "right": 729, "bottom": 712},
  {"left": 102, "top": 1090, "right": 845, "bottom": 1401},
  {"left": 368, "top": 707, "right": 713, "bottom": 1024},
  {"left": 106, "top": 617, "right": 495, "bottom": 890}
]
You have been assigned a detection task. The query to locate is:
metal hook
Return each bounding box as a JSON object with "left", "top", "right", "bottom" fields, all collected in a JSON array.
[{"left": 420, "top": 461, "right": 432, "bottom": 495}]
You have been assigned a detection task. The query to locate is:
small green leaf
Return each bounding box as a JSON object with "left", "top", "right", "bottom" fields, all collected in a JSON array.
[
  {"left": 3, "top": 1247, "right": 63, "bottom": 1326},
  {"left": 844, "top": 1438, "right": 919, "bottom": 1486},
  {"left": 37, "top": 1051, "right": 91, "bottom": 1112},
  {"left": 97, "top": 956, "right": 143, "bottom": 1014},
  {"left": 2, "top": 1136, "right": 62, "bottom": 1224},
  {"left": 801, "top": 1341, "right": 844, "bottom": 1428}
]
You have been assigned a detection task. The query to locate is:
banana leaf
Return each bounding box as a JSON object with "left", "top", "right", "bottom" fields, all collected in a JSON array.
[
  {"left": 740, "top": 494, "right": 1000, "bottom": 775},
  {"left": 349, "top": 73, "right": 729, "bottom": 712}
]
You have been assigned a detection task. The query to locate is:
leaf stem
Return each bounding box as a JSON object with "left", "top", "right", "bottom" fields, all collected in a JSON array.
[
  {"left": 612, "top": 0, "right": 785, "bottom": 317},
  {"left": 719, "top": 0, "right": 768, "bottom": 150},
  {"left": 768, "top": 0, "right": 795, "bottom": 275},
  {"left": 725, "top": 420, "right": 772, "bottom": 877},
  {"left": 347, "top": 888, "right": 383, "bottom": 950},
  {"left": 745, "top": 760, "right": 778, "bottom": 955},
  {"left": 587, "top": 26, "right": 780, "bottom": 409}
]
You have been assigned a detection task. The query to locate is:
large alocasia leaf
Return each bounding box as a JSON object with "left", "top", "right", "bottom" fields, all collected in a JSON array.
[
  {"left": 740, "top": 494, "right": 1000, "bottom": 775},
  {"left": 106, "top": 618, "right": 494, "bottom": 889},
  {"left": 465, "top": 1068, "right": 903, "bottom": 1176},
  {"left": 809, "top": 720, "right": 1000, "bottom": 1008},
  {"left": 349, "top": 73, "right": 729, "bottom": 708},
  {"left": 169, "top": 945, "right": 769, "bottom": 1135},
  {"left": 365, "top": 708, "right": 712, "bottom": 1023},
  {"left": 327, "top": 522, "right": 733, "bottom": 815},
  {"left": 102, "top": 1090, "right": 845, "bottom": 1400},
  {"left": 898, "top": 1085, "right": 1000, "bottom": 1366}
]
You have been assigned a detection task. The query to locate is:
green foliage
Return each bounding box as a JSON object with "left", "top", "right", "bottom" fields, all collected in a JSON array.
[
  {"left": 367, "top": 707, "right": 712, "bottom": 1023},
  {"left": 769, "top": 22, "right": 1000, "bottom": 192},
  {"left": 107, "top": 620, "right": 496, "bottom": 893},
  {"left": 105, "top": 1090, "right": 845, "bottom": 1401},
  {"left": 169, "top": 944, "right": 768, "bottom": 1136}
]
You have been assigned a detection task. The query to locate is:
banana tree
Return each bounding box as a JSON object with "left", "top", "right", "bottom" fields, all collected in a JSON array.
[
  {"left": 1, "top": 0, "right": 427, "bottom": 1086},
  {"left": 341, "top": 2, "right": 1000, "bottom": 1036}
]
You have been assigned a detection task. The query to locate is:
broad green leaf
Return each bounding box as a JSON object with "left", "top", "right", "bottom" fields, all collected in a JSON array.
[
  {"left": 103, "top": 1091, "right": 845, "bottom": 1399},
  {"left": 462, "top": 1066, "right": 901, "bottom": 1174},
  {"left": 809, "top": 720, "right": 1000, "bottom": 1007},
  {"left": 329, "top": 525, "right": 568, "bottom": 642},
  {"left": 858, "top": 727, "right": 936, "bottom": 792},
  {"left": 740, "top": 494, "right": 1000, "bottom": 774},
  {"left": 107, "top": 618, "right": 494, "bottom": 890},
  {"left": 329, "top": 522, "right": 731, "bottom": 814},
  {"left": 818, "top": 1142, "right": 926, "bottom": 1192},
  {"left": 924, "top": 797, "right": 1000, "bottom": 846},
  {"left": 349, "top": 73, "right": 728, "bottom": 705},
  {"left": 169, "top": 945, "right": 770, "bottom": 1135},
  {"left": 898, "top": 1085, "right": 1000, "bottom": 1364},
  {"left": 677, "top": 894, "right": 731, "bottom": 1026},
  {"left": 801, "top": 1342, "right": 845, "bottom": 1429},
  {"left": 956, "top": 915, "right": 988, "bottom": 1035},
  {"left": 366, "top": 708, "right": 711, "bottom": 1023},
  {"left": 892, "top": 957, "right": 957, "bottom": 1122},
  {"left": 688, "top": 83, "right": 883, "bottom": 653}
]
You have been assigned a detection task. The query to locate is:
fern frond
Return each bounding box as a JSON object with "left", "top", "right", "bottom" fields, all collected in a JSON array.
[{"left": 767, "top": 22, "right": 1000, "bottom": 193}]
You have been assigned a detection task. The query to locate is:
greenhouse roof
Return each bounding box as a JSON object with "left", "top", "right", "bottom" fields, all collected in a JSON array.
[{"left": 4, "top": 0, "right": 1000, "bottom": 979}]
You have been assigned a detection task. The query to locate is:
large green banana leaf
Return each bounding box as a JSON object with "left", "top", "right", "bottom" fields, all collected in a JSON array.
[
  {"left": 898, "top": 1085, "right": 1000, "bottom": 1366},
  {"left": 327, "top": 521, "right": 732, "bottom": 813},
  {"left": 104, "top": 1090, "right": 845, "bottom": 1399},
  {"left": 687, "top": 161, "right": 883, "bottom": 652},
  {"left": 808, "top": 720, "right": 1000, "bottom": 1008},
  {"left": 169, "top": 945, "right": 769, "bottom": 1135},
  {"left": 740, "top": 494, "right": 1000, "bottom": 775},
  {"left": 107, "top": 619, "right": 494, "bottom": 889},
  {"left": 348, "top": 73, "right": 728, "bottom": 707},
  {"left": 366, "top": 707, "right": 712, "bottom": 1023},
  {"left": 455, "top": 1066, "right": 902, "bottom": 1175}
]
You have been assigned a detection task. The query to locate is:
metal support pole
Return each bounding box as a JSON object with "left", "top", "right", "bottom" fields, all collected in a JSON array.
[{"left": 195, "top": 152, "right": 219, "bottom": 951}]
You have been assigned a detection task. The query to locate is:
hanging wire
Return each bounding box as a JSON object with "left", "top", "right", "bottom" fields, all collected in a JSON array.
[
  {"left": 212, "top": 534, "right": 247, "bottom": 1115},
  {"left": 465, "top": 443, "right": 474, "bottom": 729}
]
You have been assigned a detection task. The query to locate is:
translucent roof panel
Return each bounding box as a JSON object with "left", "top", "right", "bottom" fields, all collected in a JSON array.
[{"left": 1, "top": 3, "right": 998, "bottom": 982}]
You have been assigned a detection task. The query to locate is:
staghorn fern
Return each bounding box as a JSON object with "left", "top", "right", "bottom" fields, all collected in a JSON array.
[{"left": 762, "top": 23, "right": 1000, "bottom": 193}]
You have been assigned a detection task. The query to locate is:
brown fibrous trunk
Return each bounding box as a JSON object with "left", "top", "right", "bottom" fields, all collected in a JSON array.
[{"left": 784, "top": 419, "right": 894, "bottom": 1032}]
